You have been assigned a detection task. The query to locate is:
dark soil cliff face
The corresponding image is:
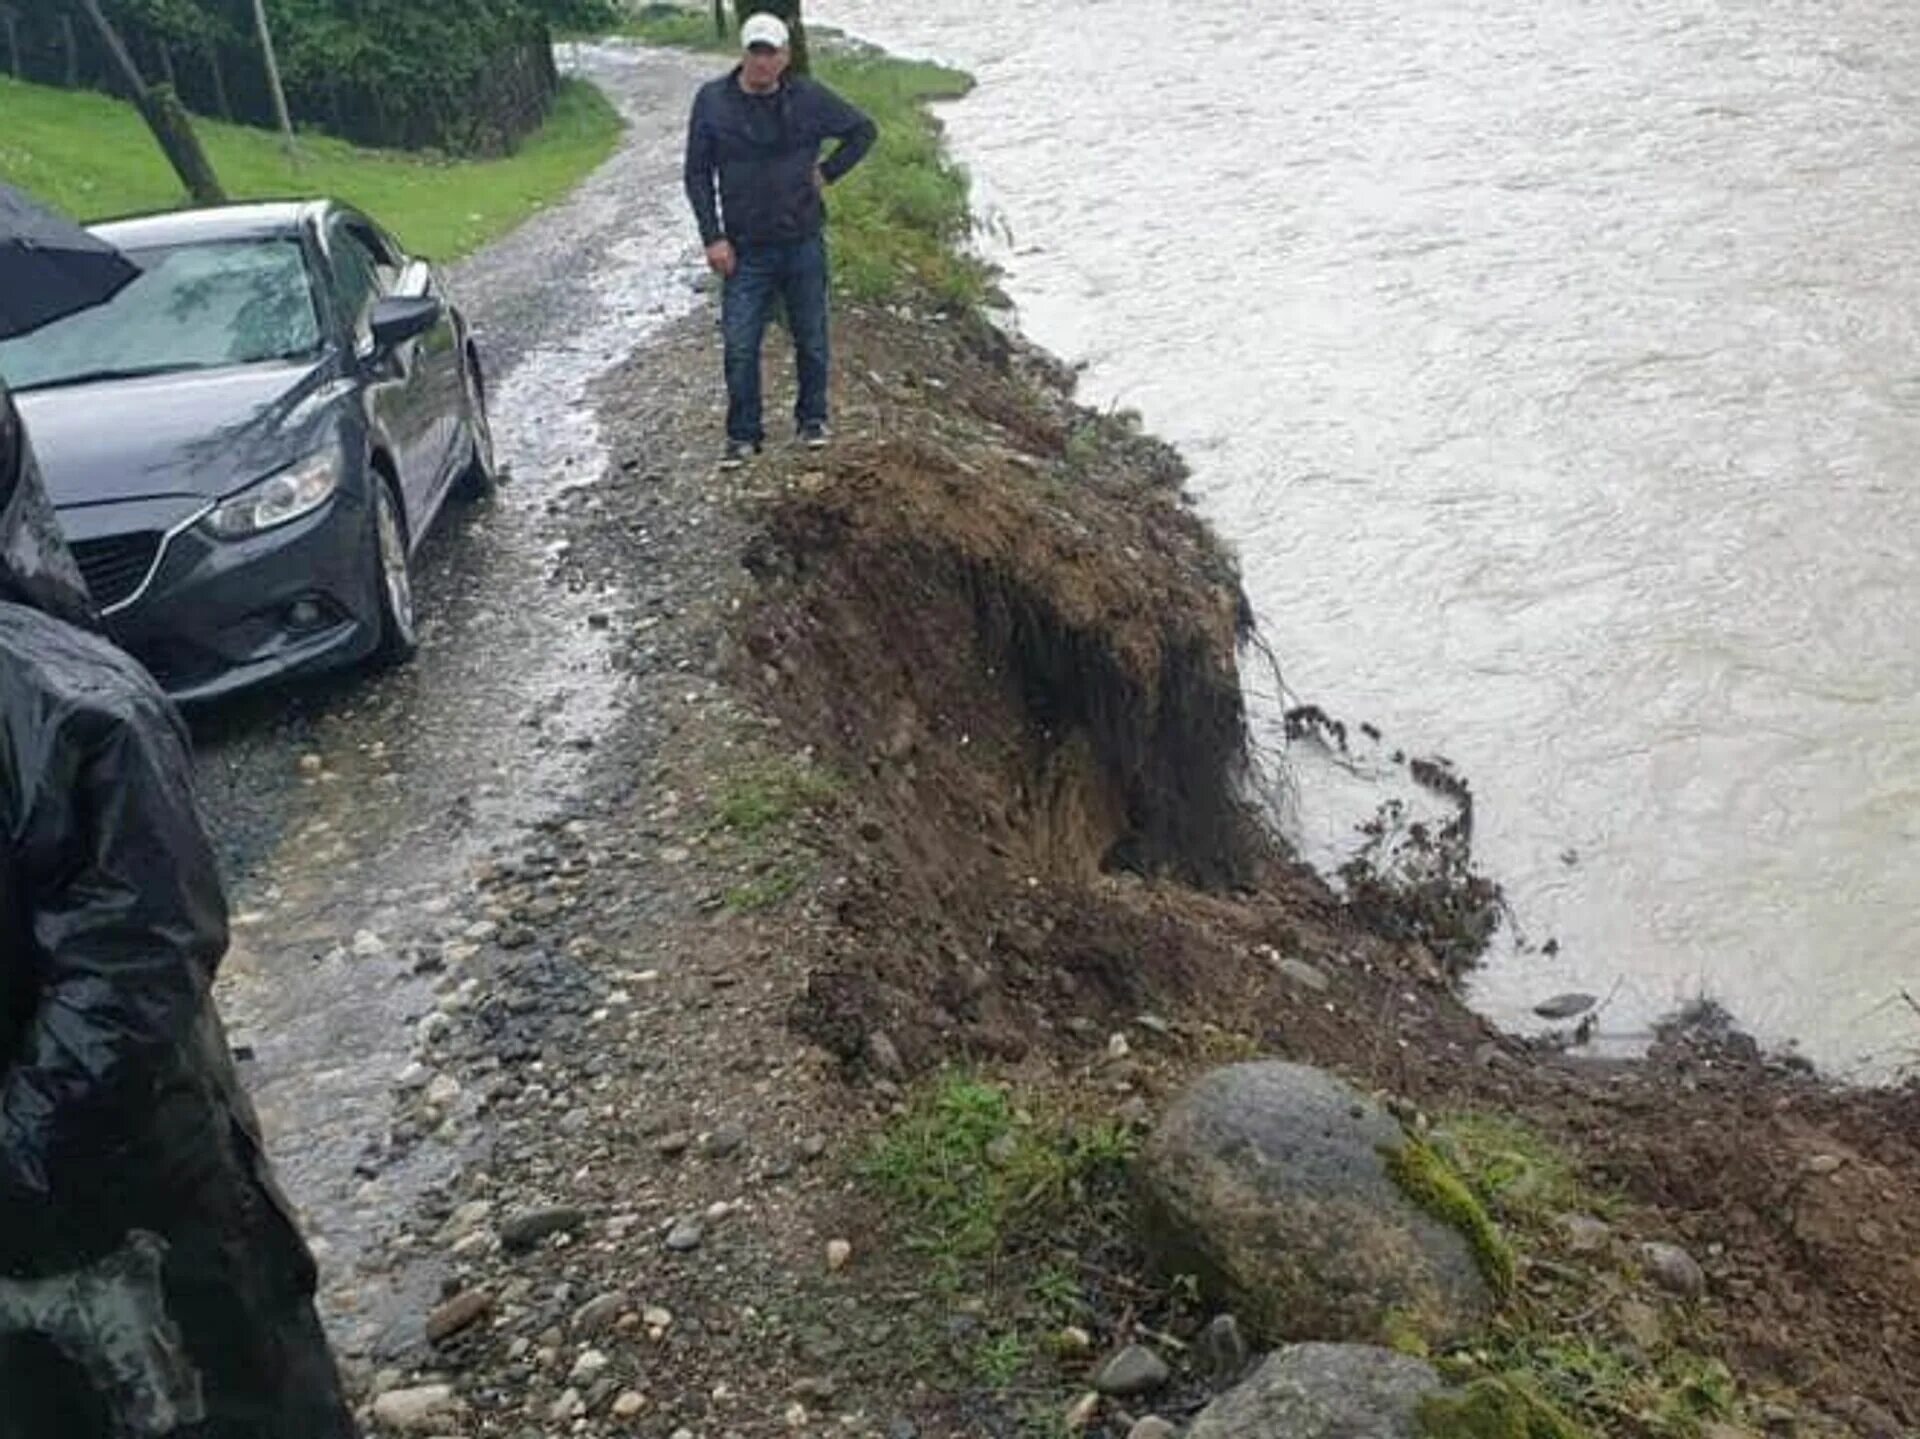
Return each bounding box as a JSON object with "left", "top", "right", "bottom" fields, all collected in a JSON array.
[{"left": 720, "top": 304, "right": 1920, "bottom": 1431}]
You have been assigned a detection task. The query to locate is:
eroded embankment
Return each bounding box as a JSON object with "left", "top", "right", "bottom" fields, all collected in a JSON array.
[{"left": 719, "top": 302, "right": 1920, "bottom": 1432}]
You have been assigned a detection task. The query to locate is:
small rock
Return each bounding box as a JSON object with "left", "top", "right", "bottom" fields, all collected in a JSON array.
[
  {"left": 1128, "top": 1421, "right": 1177, "bottom": 1439},
  {"left": 643, "top": 1305, "right": 673, "bottom": 1331},
  {"left": 424, "top": 1074, "right": 462, "bottom": 1109},
  {"left": 656, "top": 1131, "right": 693, "bottom": 1158},
  {"left": 1107, "top": 1032, "right": 1132, "bottom": 1060},
  {"left": 799, "top": 1134, "right": 829, "bottom": 1162},
  {"left": 1804, "top": 1153, "right": 1844, "bottom": 1176},
  {"left": 1056, "top": 1325, "right": 1093, "bottom": 1355},
  {"left": 826, "top": 1238, "right": 853, "bottom": 1272},
  {"left": 1063, "top": 1392, "right": 1102, "bottom": 1431},
  {"left": 705, "top": 1123, "right": 748, "bottom": 1159},
  {"left": 1276, "top": 958, "right": 1331, "bottom": 992},
  {"left": 1616, "top": 1299, "right": 1664, "bottom": 1350},
  {"left": 1197, "top": 1313, "right": 1250, "bottom": 1383},
  {"left": 1639, "top": 1241, "right": 1706, "bottom": 1298},
  {"left": 549, "top": 1388, "right": 585, "bottom": 1422},
  {"left": 868, "top": 1031, "right": 905, "bottom": 1077},
  {"left": 1559, "top": 1214, "right": 1613, "bottom": 1254},
  {"left": 1095, "top": 1344, "right": 1171, "bottom": 1398},
  {"left": 665, "top": 1216, "right": 705, "bottom": 1252},
  {"left": 572, "top": 1292, "right": 626, "bottom": 1336},
  {"left": 785, "top": 1399, "right": 809, "bottom": 1427},
  {"left": 500, "top": 1206, "right": 587, "bottom": 1252},
  {"left": 425, "top": 1289, "right": 493, "bottom": 1345},
  {"left": 1188, "top": 1345, "right": 1442, "bottom": 1438},
  {"left": 570, "top": 1349, "right": 610, "bottom": 1385},
  {"left": 1534, "top": 993, "right": 1598, "bottom": 1020},
  {"left": 612, "top": 1391, "right": 646, "bottom": 1419},
  {"left": 371, "top": 1384, "right": 462, "bottom": 1433}
]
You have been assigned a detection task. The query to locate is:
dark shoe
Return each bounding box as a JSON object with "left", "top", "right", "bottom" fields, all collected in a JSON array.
[
  {"left": 720, "top": 439, "right": 759, "bottom": 470},
  {"left": 799, "top": 423, "right": 831, "bottom": 451}
]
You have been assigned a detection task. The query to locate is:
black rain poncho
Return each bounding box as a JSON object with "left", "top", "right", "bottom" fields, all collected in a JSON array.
[{"left": 0, "top": 380, "right": 356, "bottom": 1438}]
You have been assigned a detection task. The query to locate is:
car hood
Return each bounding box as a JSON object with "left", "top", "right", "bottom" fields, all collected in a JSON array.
[{"left": 14, "top": 360, "right": 346, "bottom": 511}]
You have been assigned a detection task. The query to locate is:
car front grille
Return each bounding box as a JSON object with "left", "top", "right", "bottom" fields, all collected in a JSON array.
[{"left": 70, "top": 532, "right": 163, "bottom": 611}]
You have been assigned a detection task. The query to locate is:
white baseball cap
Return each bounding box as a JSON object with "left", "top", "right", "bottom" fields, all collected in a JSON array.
[{"left": 740, "top": 14, "right": 790, "bottom": 51}]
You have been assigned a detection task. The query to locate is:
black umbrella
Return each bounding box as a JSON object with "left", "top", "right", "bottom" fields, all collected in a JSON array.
[{"left": 0, "top": 182, "right": 139, "bottom": 341}]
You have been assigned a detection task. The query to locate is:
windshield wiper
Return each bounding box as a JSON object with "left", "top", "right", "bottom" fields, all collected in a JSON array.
[{"left": 13, "top": 362, "right": 210, "bottom": 393}]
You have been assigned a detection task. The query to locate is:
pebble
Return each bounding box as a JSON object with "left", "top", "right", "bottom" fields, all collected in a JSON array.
[
  {"left": 799, "top": 1134, "right": 829, "bottom": 1162},
  {"left": 1640, "top": 1241, "right": 1707, "bottom": 1298},
  {"left": 424, "top": 1289, "right": 494, "bottom": 1345},
  {"left": 425, "top": 1074, "right": 462, "bottom": 1109},
  {"left": 1094, "top": 1344, "right": 1171, "bottom": 1397},
  {"left": 656, "top": 1131, "right": 694, "bottom": 1158},
  {"left": 704, "top": 1123, "right": 748, "bottom": 1158},
  {"left": 1063, "top": 1392, "right": 1102, "bottom": 1430},
  {"left": 570, "top": 1349, "right": 610, "bottom": 1385},
  {"left": 1534, "top": 992, "right": 1598, "bottom": 1020},
  {"left": 572, "top": 1292, "right": 626, "bottom": 1336},
  {"left": 549, "top": 1387, "right": 585, "bottom": 1422},
  {"left": 1276, "top": 957, "right": 1331, "bottom": 992},
  {"left": 1804, "top": 1153, "right": 1845, "bottom": 1175},
  {"left": 1128, "top": 1421, "right": 1177, "bottom": 1439},
  {"left": 826, "top": 1238, "right": 853, "bottom": 1272},
  {"left": 371, "top": 1384, "right": 461, "bottom": 1432},
  {"left": 1056, "top": 1325, "right": 1092, "bottom": 1355},
  {"left": 665, "top": 1216, "right": 705, "bottom": 1252},
  {"left": 1106, "top": 1032, "right": 1132, "bottom": 1060},
  {"left": 501, "top": 1206, "right": 587, "bottom": 1252},
  {"left": 1559, "top": 1213, "right": 1613, "bottom": 1254},
  {"left": 612, "top": 1391, "right": 646, "bottom": 1418},
  {"left": 1197, "top": 1313, "right": 1249, "bottom": 1381}
]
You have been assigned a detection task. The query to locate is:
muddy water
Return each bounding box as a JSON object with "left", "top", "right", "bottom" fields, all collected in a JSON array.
[
  {"left": 195, "top": 42, "right": 711, "bottom": 1355},
  {"left": 815, "top": 0, "right": 1920, "bottom": 1077}
]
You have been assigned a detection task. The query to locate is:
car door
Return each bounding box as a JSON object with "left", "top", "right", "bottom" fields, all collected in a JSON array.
[
  {"left": 325, "top": 216, "right": 436, "bottom": 528},
  {"left": 375, "top": 223, "right": 464, "bottom": 501}
]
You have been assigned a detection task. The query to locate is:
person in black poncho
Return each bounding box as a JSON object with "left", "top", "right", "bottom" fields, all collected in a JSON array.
[{"left": 0, "top": 379, "right": 358, "bottom": 1437}]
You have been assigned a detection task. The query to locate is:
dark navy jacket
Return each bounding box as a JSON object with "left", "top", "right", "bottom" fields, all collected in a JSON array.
[{"left": 683, "top": 68, "right": 877, "bottom": 247}]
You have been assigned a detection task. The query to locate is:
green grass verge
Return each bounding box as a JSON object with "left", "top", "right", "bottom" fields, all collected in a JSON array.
[
  {"left": 625, "top": 5, "right": 989, "bottom": 307},
  {"left": 0, "top": 76, "right": 623, "bottom": 261}
]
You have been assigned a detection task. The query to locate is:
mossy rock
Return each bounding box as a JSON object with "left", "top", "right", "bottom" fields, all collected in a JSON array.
[
  {"left": 1136, "top": 1062, "right": 1496, "bottom": 1348},
  {"left": 1418, "top": 1377, "right": 1597, "bottom": 1439}
]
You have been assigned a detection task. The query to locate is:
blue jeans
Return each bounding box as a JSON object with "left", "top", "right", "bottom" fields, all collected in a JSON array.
[{"left": 722, "top": 235, "right": 831, "bottom": 444}]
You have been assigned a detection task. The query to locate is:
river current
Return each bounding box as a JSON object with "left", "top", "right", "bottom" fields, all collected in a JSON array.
[{"left": 814, "top": 0, "right": 1920, "bottom": 1077}]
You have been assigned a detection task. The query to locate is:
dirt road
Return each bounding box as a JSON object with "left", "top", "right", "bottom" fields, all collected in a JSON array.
[{"left": 186, "top": 41, "right": 715, "bottom": 1362}]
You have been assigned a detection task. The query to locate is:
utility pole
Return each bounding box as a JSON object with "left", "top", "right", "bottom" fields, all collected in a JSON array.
[
  {"left": 0, "top": 5, "right": 19, "bottom": 80},
  {"left": 250, "top": 0, "right": 297, "bottom": 161}
]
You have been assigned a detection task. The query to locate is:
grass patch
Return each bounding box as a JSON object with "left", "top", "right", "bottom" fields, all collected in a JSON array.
[
  {"left": 626, "top": 5, "right": 989, "bottom": 307},
  {"left": 1417, "top": 1114, "right": 1753, "bottom": 1439},
  {"left": 723, "top": 865, "right": 802, "bottom": 913},
  {"left": 711, "top": 758, "right": 840, "bottom": 837},
  {"left": 0, "top": 76, "right": 623, "bottom": 261},
  {"left": 860, "top": 1076, "right": 1135, "bottom": 1287}
]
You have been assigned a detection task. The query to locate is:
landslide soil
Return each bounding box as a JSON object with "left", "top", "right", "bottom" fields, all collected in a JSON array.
[{"left": 358, "top": 296, "right": 1920, "bottom": 1439}]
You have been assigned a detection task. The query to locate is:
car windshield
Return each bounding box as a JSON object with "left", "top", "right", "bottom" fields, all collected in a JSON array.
[{"left": 0, "top": 238, "right": 322, "bottom": 392}]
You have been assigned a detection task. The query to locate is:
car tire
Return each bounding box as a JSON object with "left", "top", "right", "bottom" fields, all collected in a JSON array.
[
  {"left": 453, "top": 345, "right": 496, "bottom": 502},
  {"left": 368, "top": 475, "right": 419, "bottom": 669}
]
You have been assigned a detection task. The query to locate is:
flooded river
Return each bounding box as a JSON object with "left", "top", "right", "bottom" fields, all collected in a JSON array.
[{"left": 815, "top": 0, "right": 1920, "bottom": 1076}]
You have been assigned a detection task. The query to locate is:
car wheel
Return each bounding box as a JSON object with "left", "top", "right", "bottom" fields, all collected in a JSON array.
[
  {"left": 369, "top": 476, "right": 419, "bottom": 668},
  {"left": 453, "top": 346, "right": 496, "bottom": 501}
]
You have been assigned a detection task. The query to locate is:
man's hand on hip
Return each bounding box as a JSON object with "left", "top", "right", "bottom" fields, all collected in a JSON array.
[{"left": 705, "top": 240, "right": 737, "bottom": 278}]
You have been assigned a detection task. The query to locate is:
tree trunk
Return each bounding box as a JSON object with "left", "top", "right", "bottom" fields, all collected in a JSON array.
[
  {"left": 73, "top": 0, "right": 226, "bottom": 204},
  {"left": 204, "top": 37, "right": 230, "bottom": 120},
  {"left": 61, "top": 14, "right": 78, "bottom": 86},
  {"left": 713, "top": 0, "right": 727, "bottom": 41},
  {"left": 736, "top": 1, "right": 809, "bottom": 74},
  {"left": 0, "top": 7, "right": 19, "bottom": 80},
  {"left": 155, "top": 39, "right": 175, "bottom": 92}
]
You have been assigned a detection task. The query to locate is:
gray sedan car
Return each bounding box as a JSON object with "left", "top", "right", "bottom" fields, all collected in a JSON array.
[{"left": 0, "top": 199, "right": 494, "bottom": 702}]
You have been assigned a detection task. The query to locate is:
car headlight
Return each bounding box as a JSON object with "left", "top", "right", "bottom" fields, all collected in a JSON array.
[{"left": 205, "top": 452, "right": 343, "bottom": 540}]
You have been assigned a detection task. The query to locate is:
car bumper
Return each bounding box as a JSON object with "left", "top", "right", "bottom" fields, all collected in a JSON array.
[{"left": 102, "top": 489, "right": 381, "bottom": 704}]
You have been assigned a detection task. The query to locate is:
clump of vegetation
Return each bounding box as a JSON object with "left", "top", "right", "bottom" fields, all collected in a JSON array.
[
  {"left": 1420, "top": 1376, "right": 1594, "bottom": 1439},
  {"left": 1383, "top": 1136, "right": 1518, "bottom": 1299},
  {"left": 1414, "top": 1114, "right": 1753, "bottom": 1439},
  {"left": 711, "top": 758, "right": 840, "bottom": 837},
  {"left": 0, "top": 75, "right": 622, "bottom": 259},
  {"left": 625, "top": 5, "right": 990, "bottom": 307},
  {"left": 860, "top": 1075, "right": 1135, "bottom": 1286}
]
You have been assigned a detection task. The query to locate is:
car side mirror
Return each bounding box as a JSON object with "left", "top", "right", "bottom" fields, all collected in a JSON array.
[{"left": 369, "top": 295, "right": 444, "bottom": 352}]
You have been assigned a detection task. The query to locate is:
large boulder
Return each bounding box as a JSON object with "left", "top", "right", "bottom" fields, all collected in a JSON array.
[
  {"left": 1187, "top": 1343, "right": 1445, "bottom": 1438},
  {"left": 1136, "top": 1061, "right": 1494, "bottom": 1345}
]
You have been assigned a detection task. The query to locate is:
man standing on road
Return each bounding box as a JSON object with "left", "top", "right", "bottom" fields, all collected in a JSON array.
[
  {"left": 683, "top": 13, "right": 877, "bottom": 469},
  {"left": 0, "top": 379, "right": 358, "bottom": 1437}
]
